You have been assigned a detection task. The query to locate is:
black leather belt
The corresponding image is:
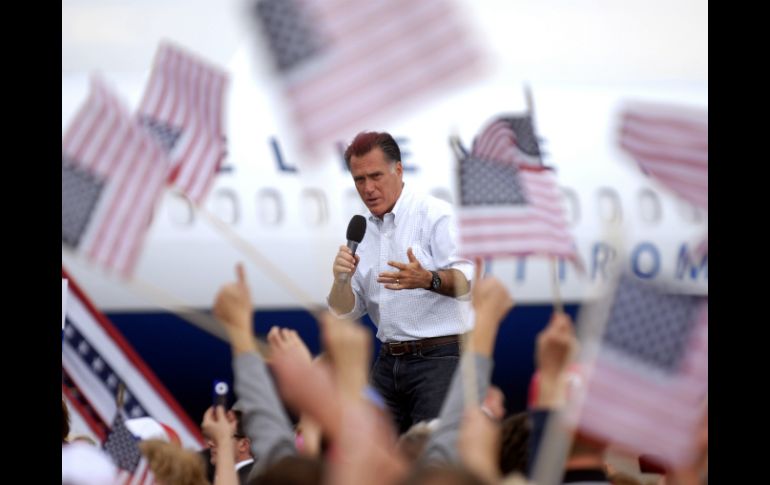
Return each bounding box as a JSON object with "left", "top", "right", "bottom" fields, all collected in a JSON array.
[{"left": 381, "top": 335, "right": 460, "bottom": 356}]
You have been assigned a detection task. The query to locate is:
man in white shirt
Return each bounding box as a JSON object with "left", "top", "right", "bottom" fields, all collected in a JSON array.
[{"left": 328, "top": 131, "right": 473, "bottom": 434}]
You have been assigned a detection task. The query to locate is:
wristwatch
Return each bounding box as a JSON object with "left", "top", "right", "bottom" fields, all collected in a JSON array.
[{"left": 429, "top": 270, "right": 441, "bottom": 291}]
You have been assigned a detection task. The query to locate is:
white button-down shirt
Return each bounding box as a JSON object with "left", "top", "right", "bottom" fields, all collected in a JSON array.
[{"left": 333, "top": 185, "right": 474, "bottom": 342}]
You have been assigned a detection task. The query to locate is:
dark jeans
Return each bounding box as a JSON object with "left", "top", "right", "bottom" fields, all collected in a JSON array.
[{"left": 370, "top": 342, "right": 460, "bottom": 435}]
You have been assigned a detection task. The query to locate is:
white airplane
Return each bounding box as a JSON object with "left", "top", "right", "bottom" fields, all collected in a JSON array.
[{"left": 62, "top": 0, "right": 707, "bottom": 430}]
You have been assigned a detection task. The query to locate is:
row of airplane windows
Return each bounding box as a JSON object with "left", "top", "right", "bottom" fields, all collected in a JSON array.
[{"left": 165, "top": 186, "right": 706, "bottom": 228}]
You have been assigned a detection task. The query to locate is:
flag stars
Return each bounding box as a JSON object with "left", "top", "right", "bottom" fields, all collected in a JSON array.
[
  {"left": 604, "top": 275, "right": 701, "bottom": 372},
  {"left": 107, "top": 374, "right": 118, "bottom": 389},
  {"left": 78, "top": 341, "right": 90, "bottom": 355}
]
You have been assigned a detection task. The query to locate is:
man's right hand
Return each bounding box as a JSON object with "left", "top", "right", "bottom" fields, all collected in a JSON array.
[{"left": 333, "top": 245, "right": 360, "bottom": 282}]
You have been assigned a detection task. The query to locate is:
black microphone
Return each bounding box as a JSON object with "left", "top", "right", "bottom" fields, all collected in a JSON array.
[{"left": 338, "top": 215, "right": 367, "bottom": 284}]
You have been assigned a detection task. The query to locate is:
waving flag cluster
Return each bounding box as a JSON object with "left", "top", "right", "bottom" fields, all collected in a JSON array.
[
  {"left": 457, "top": 115, "right": 579, "bottom": 263},
  {"left": 62, "top": 42, "right": 229, "bottom": 275},
  {"left": 62, "top": 78, "right": 169, "bottom": 277}
]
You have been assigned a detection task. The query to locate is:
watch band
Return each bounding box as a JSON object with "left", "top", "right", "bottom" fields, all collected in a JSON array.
[{"left": 430, "top": 270, "right": 441, "bottom": 291}]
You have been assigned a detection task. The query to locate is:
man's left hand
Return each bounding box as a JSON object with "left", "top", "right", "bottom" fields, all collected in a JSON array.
[{"left": 378, "top": 248, "right": 431, "bottom": 290}]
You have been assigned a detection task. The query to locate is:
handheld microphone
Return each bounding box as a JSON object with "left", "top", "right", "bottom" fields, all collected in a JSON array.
[{"left": 338, "top": 215, "right": 367, "bottom": 284}]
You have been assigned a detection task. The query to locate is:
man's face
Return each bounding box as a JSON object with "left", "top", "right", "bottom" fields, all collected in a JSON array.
[
  {"left": 206, "top": 410, "right": 246, "bottom": 465},
  {"left": 350, "top": 147, "right": 403, "bottom": 218},
  {"left": 208, "top": 435, "right": 249, "bottom": 465}
]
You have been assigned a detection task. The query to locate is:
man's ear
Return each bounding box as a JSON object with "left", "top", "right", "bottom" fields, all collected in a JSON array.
[{"left": 238, "top": 437, "right": 252, "bottom": 454}]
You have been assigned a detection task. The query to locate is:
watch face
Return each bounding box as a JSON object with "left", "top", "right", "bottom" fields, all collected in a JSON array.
[{"left": 431, "top": 272, "right": 441, "bottom": 290}]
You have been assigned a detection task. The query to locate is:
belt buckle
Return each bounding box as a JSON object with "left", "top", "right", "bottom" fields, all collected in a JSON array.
[{"left": 389, "top": 342, "right": 406, "bottom": 356}]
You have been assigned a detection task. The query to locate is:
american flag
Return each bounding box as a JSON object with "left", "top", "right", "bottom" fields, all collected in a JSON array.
[
  {"left": 254, "top": 0, "right": 484, "bottom": 150},
  {"left": 618, "top": 102, "right": 708, "bottom": 210},
  {"left": 62, "top": 77, "right": 170, "bottom": 277},
  {"left": 571, "top": 274, "right": 708, "bottom": 467},
  {"left": 104, "top": 411, "right": 157, "bottom": 485},
  {"left": 137, "top": 41, "right": 228, "bottom": 204},
  {"left": 62, "top": 267, "right": 205, "bottom": 450},
  {"left": 457, "top": 116, "right": 578, "bottom": 262}
]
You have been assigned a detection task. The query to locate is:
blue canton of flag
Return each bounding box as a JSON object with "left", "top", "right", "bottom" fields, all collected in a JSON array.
[
  {"left": 459, "top": 156, "right": 529, "bottom": 207},
  {"left": 104, "top": 411, "right": 143, "bottom": 472},
  {"left": 603, "top": 274, "right": 703, "bottom": 372},
  {"left": 62, "top": 157, "right": 105, "bottom": 249},
  {"left": 255, "top": 0, "right": 324, "bottom": 73},
  {"left": 140, "top": 116, "right": 183, "bottom": 154},
  {"left": 505, "top": 115, "right": 543, "bottom": 160}
]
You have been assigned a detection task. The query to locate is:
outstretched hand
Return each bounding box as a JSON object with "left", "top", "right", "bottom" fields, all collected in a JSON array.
[
  {"left": 213, "top": 263, "right": 255, "bottom": 352},
  {"left": 378, "top": 248, "right": 430, "bottom": 290}
]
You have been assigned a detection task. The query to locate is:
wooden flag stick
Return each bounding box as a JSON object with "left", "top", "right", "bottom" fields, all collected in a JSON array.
[
  {"left": 550, "top": 257, "right": 564, "bottom": 314},
  {"left": 195, "top": 202, "right": 318, "bottom": 309},
  {"left": 116, "top": 382, "right": 126, "bottom": 409},
  {"left": 63, "top": 248, "right": 270, "bottom": 356}
]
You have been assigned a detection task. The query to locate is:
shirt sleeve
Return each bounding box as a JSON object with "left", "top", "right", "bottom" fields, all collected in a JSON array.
[
  {"left": 233, "top": 352, "right": 297, "bottom": 478},
  {"left": 431, "top": 209, "right": 474, "bottom": 288}
]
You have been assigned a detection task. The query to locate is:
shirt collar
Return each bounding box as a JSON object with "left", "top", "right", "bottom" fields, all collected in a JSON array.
[{"left": 235, "top": 458, "right": 254, "bottom": 471}]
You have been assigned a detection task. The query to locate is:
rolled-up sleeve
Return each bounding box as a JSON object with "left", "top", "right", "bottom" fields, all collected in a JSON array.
[{"left": 431, "top": 211, "right": 474, "bottom": 286}]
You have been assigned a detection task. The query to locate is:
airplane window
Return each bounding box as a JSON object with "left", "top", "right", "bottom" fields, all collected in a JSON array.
[
  {"left": 638, "top": 188, "right": 662, "bottom": 224},
  {"left": 302, "top": 189, "right": 328, "bottom": 226},
  {"left": 168, "top": 193, "right": 194, "bottom": 227},
  {"left": 560, "top": 187, "right": 580, "bottom": 225},
  {"left": 430, "top": 188, "right": 453, "bottom": 204},
  {"left": 597, "top": 188, "right": 622, "bottom": 225},
  {"left": 677, "top": 199, "right": 705, "bottom": 224},
  {"left": 257, "top": 188, "right": 283, "bottom": 226},
  {"left": 209, "top": 188, "right": 240, "bottom": 225}
]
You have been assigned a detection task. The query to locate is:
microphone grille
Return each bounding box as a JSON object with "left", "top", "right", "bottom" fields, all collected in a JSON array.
[{"left": 346, "top": 215, "right": 367, "bottom": 243}]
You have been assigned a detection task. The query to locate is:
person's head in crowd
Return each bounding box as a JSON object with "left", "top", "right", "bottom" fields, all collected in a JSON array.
[
  {"left": 498, "top": 411, "right": 530, "bottom": 476},
  {"left": 205, "top": 408, "right": 253, "bottom": 468},
  {"left": 139, "top": 439, "right": 209, "bottom": 485},
  {"left": 248, "top": 455, "right": 324, "bottom": 485}
]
